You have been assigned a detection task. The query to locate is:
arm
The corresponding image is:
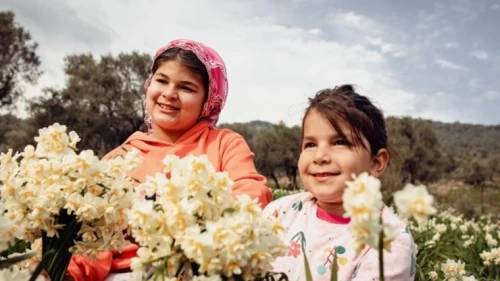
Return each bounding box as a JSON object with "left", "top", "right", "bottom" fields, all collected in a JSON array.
[
  {"left": 351, "top": 233, "right": 416, "bottom": 281},
  {"left": 221, "top": 135, "right": 273, "bottom": 208}
]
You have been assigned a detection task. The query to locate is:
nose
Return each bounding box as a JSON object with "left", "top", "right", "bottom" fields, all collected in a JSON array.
[
  {"left": 313, "top": 146, "right": 331, "bottom": 164},
  {"left": 161, "top": 85, "right": 178, "bottom": 100}
]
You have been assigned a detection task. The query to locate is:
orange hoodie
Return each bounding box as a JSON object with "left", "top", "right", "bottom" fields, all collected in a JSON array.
[{"left": 66, "top": 121, "right": 272, "bottom": 281}]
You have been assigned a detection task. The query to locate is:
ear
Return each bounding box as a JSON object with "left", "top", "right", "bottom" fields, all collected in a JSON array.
[{"left": 370, "top": 148, "right": 390, "bottom": 178}]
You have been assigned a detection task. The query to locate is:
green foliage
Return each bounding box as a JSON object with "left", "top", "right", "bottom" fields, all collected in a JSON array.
[
  {"left": 410, "top": 210, "right": 499, "bottom": 280},
  {"left": 0, "top": 11, "right": 41, "bottom": 109},
  {"left": 0, "top": 114, "right": 36, "bottom": 153},
  {"left": 271, "top": 188, "right": 302, "bottom": 200},
  {"left": 27, "top": 52, "right": 152, "bottom": 156},
  {"left": 220, "top": 121, "right": 302, "bottom": 190},
  {"left": 383, "top": 117, "right": 443, "bottom": 189}
]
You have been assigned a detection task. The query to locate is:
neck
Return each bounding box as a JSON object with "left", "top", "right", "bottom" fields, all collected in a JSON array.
[
  {"left": 151, "top": 126, "right": 187, "bottom": 143},
  {"left": 316, "top": 201, "right": 345, "bottom": 216}
]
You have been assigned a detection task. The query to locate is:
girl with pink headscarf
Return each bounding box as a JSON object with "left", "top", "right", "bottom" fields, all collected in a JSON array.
[{"left": 63, "top": 39, "right": 272, "bottom": 281}]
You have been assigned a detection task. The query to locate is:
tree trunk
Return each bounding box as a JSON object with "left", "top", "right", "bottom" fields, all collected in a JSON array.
[{"left": 270, "top": 173, "right": 281, "bottom": 189}]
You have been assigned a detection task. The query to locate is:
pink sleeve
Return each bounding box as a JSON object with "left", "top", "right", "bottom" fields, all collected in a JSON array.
[{"left": 351, "top": 233, "right": 416, "bottom": 281}]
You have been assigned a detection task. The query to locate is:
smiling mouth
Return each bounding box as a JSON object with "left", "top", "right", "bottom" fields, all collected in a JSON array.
[
  {"left": 158, "top": 103, "right": 179, "bottom": 111},
  {"left": 311, "top": 172, "right": 338, "bottom": 177}
]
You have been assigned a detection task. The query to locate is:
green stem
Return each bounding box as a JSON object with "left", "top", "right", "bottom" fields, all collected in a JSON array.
[
  {"left": 42, "top": 210, "right": 81, "bottom": 281},
  {"left": 379, "top": 218, "right": 385, "bottom": 281}
]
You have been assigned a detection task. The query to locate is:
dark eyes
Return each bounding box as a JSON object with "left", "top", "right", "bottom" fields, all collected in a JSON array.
[
  {"left": 303, "top": 142, "right": 316, "bottom": 149},
  {"left": 302, "top": 139, "right": 348, "bottom": 149},
  {"left": 154, "top": 79, "right": 195, "bottom": 92},
  {"left": 334, "top": 139, "right": 346, "bottom": 146},
  {"left": 180, "top": 86, "right": 195, "bottom": 92}
]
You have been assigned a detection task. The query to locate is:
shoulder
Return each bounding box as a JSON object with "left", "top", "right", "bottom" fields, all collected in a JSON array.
[
  {"left": 209, "top": 128, "right": 246, "bottom": 143},
  {"left": 382, "top": 206, "right": 409, "bottom": 232},
  {"left": 208, "top": 128, "right": 252, "bottom": 156},
  {"left": 103, "top": 132, "right": 147, "bottom": 160},
  {"left": 382, "top": 207, "right": 415, "bottom": 250}
]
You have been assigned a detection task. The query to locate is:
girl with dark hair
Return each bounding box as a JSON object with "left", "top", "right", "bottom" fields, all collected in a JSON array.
[{"left": 263, "top": 85, "right": 416, "bottom": 281}]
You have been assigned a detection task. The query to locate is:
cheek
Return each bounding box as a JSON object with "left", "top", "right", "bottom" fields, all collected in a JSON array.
[
  {"left": 185, "top": 95, "right": 205, "bottom": 113},
  {"left": 297, "top": 153, "right": 308, "bottom": 175},
  {"left": 145, "top": 90, "right": 157, "bottom": 113}
]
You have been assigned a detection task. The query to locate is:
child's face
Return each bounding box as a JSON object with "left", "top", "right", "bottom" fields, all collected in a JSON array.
[
  {"left": 298, "top": 109, "right": 375, "bottom": 212},
  {"left": 146, "top": 60, "right": 206, "bottom": 141}
]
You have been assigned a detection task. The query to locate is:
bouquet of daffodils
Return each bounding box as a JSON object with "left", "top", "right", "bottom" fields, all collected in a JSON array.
[
  {"left": 0, "top": 123, "right": 142, "bottom": 281},
  {"left": 128, "top": 154, "right": 287, "bottom": 281}
]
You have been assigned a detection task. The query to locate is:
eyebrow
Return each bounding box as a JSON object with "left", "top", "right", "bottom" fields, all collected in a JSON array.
[
  {"left": 154, "top": 72, "right": 200, "bottom": 89},
  {"left": 302, "top": 131, "right": 352, "bottom": 141}
]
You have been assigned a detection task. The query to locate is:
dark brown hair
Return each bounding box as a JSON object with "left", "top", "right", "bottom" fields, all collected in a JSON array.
[
  {"left": 303, "top": 84, "right": 387, "bottom": 156},
  {"left": 152, "top": 47, "right": 209, "bottom": 96}
]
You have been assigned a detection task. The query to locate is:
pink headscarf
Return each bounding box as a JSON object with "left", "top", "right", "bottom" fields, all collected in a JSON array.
[{"left": 143, "top": 39, "right": 228, "bottom": 130}]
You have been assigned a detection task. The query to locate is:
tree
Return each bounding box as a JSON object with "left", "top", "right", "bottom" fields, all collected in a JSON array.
[
  {"left": 0, "top": 11, "right": 41, "bottom": 110},
  {"left": 382, "top": 117, "right": 414, "bottom": 201},
  {"left": 252, "top": 127, "right": 284, "bottom": 189},
  {"left": 249, "top": 123, "right": 302, "bottom": 190},
  {"left": 488, "top": 156, "right": 500, "bottom": 180},
  {"left": 28, "top": 52, "right": 151, "bottom": 156},
  {"left": 274, "top": 123, "right": 301, "bottom": 190},
  {"left": 464, "top": 162, "right": 488, "bottom": 214},
  {"left": 0, "top": 114, "right": 36, "bottom": 153}
]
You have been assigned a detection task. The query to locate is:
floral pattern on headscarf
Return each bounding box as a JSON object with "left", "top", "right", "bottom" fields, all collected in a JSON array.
[{"left": 143, "top": 39, "right": 228, "bottom": 131}]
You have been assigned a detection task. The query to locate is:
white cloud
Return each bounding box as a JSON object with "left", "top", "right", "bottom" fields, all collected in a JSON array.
[
  {"left": 366, "top": 37, "right": 406, "bottom": 58},
  {"left": 3, "top": 0, "right": 421, "bottom": 126},
  {"left": 444, "top": 42, "right": 459, "bottom": 49},
  {"left": 308, "top": 28, "right": 322, "bottom": 35},
  {"left": 408, "top": 92, "right": 463, "bottom": 123},
  {"left": 470, "top": 50, "right": 489, "bottom": 60},
  {"left": 484, "top": 90, "right": 500, "bottom": 101},
  {"left": 492, "top": 4, "right": 500, "bottom": 10},
  {"left": 6, "top": 0, "right": 499, "bottom": 125},
  {"left": 328, "top": 11, "right": 381, "bottom": 36},
  {"left": 435, "top": 59, "right": 469, "bottom": 71}
]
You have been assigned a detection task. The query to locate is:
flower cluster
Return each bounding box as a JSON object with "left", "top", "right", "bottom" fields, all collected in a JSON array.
[
  {"left": 342, "top": 172, "right": 395, "bottom": 253},
  {"left": 409, "top": 207, "right": 499, "bottom": 279},
  {"left": 0, "top": 200, "right": 42, "bottom": 281},
  {"left": 440, "top": 259, "right": 477, "bottom": 281},
  {"left": 0, "top": 201, "right": 23, "bottom": 253},
  {"left": 480, "top": 247, "right": 500, "bottom": 266},
  {"left": 0, "top": 123, "right": 142, "bottom": 258},
  {"left": 128, "top": 154, "right": 287, "bottom": 280}
]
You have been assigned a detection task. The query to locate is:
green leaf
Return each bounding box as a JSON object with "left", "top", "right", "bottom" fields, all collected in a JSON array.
[
  {"left": 29, "top": 249, "right": 56, "bottom": 281},
  {"left": 330, "top": 251, "right": 338, "bottom": 281},
  {"left": 301, "top": 243, "right": 314, "bottom": 281},
  {"left": 0, "top": 252, "right": 36, "bottom": 269}
]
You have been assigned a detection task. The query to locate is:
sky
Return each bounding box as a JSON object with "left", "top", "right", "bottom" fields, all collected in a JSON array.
[{"left": 1, "top": 0, "right": 499, "bottom": 126}]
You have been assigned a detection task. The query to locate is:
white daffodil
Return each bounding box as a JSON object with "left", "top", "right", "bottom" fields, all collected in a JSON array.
[{"left": 394, "top": 183, "right": 437, "bottom": 224}]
